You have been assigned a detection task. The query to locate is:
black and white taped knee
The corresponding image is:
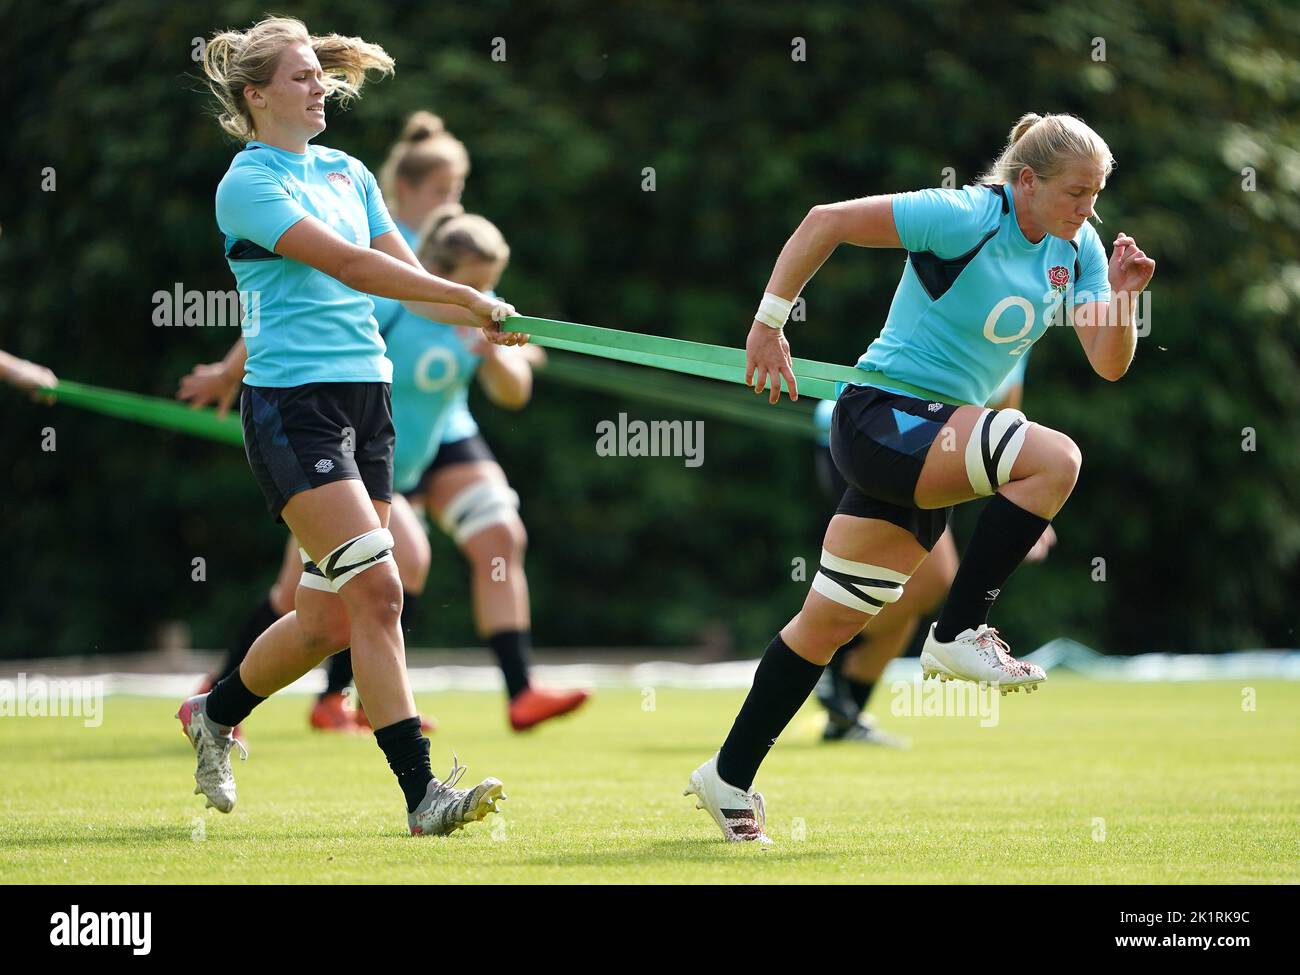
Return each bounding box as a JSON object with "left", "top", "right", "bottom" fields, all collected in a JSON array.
[
  {"left": 310, "top": 528, "right": 396, "bottom": 592},
  {"left": 437, "top": 482, "right": 520, "bottom": 545},
  {"left": 298, "top": 545, "right": 334, "bottom": 593},
  {"left": 965, "top": 407, "right": 1030, "bottom": 496},
  {"left": 810, "top": 548, "right": 910, "bottom": 617}
]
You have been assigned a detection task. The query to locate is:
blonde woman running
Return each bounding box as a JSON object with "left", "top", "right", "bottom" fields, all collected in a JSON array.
[{"left": 687, "top": 113, "right": 1154, "bottom": 842}]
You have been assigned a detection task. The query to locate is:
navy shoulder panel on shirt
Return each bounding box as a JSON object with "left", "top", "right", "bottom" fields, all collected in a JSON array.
[
  {"left": 907, "top": 184, "right": 1008, "bottom": 302},
  {"left": 228, "top": 238, "right": 280, "bottom": 261}
]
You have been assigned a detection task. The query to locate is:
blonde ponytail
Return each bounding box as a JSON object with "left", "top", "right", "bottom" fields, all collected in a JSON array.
[
  {"left": 200, "top": 16, "right": 393, "bottom": 142},
  {"left": 378, "top": 110, "right": 471, "bottom": 202}
]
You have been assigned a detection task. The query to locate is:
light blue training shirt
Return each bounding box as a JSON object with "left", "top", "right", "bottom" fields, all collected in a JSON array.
[
  {"left": 856, "top": 183, "right": 1109, "bottom": 406},
  {"left": 215, "top": 141, "right": 397, "bottom": 387}
]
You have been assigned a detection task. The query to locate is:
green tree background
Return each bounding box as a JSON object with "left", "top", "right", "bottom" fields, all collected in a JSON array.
[{"left": 3, "top": 0, "right": 1298, "bottom": 656}]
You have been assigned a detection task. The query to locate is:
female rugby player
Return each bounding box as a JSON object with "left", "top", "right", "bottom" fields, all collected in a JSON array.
[
  {"left": 186, "top": 115, "right": 586, "bottom": 734},
  {"left": 687, "top": 113, "right": 1154, "bottom": 842},
  {"left": 177, "top": 16, "right": 523, "bottom": 837}
]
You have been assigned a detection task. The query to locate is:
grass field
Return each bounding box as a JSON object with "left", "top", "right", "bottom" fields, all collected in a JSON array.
[{"left": 1, "top": 678, "right": 1297, "bottom": 884}]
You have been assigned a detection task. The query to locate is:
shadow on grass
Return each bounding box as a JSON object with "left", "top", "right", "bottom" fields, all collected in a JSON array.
[
  {"left": 1, "top": 823, "right": 204, "bottom": 847},
  {"left": 43, "top": 742, "right": 201, "bottom": 762},
  {"left": 623, "top": 743, "right": 730, "bottom": 757},
  {"left": 509, "top": 836, "right": 837, "bottom": 868},
  {"left": 1, "top": 824, "right": 389, "bottom": 850}
]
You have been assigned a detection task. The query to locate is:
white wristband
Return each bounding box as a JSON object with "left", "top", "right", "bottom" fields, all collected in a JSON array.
[{"left": 755, "top": 292, "right": 794, "bottom": 329}]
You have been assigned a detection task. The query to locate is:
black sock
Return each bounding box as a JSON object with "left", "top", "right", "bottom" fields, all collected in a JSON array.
[
  {"left": 205, "top": 669, "right": 266, "bottom": 728},
  {"left": 400, "top": 589, "right": 422, "bottom": 640},
  {"left": 934, "top": 494, "right": 1051, "bottom": 642},
  {"left": 717, "top": 634, "right": 825, "bottom": 792},
  {"left": 215, "top": 595, "right": 280, "bottom": 683},
  {"left": 834, "top": 633, "right": 863, "bottom": 704},
  {"left": 323, "top": 649, "right": 353, "bottom": 698},
  {"left": 846, "top": 678, "right": 875, "bottom": 712},
  {"left": 828, "top": 635, "right": 858, "bottom": 676},
  {"left": 819, "top": 635, "right": 862, "bottom": 726},
  {"left": 826, "top": 642, "right": 847, "bottom": 678},
  {"left": 374, "top": 716, "right": 434, "bottom": 813},
  {"left": 488, "top": 630, "right": 532, "bottom": 699}
]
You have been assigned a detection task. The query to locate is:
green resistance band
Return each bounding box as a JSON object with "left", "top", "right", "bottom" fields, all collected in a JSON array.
[
  {"left": 541, "top": 351, "right": 817, "bottom": 438},
  {"left": 533, "top": 332, "right": 839, "bottom": 400},
  {"left": 47, "top": 379, "right": 244, "bottom": 447},
  {"left": 41, "top": 318, "right": 964, "bottom": 448},
  {"left": 43, "top": 365, "right": 816, "bottom": 451},
  {"left": 505, "top": 316, "right": 968, "bottom": 406}
]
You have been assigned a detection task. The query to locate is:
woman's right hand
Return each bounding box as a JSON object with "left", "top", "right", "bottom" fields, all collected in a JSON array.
[
  {"left": 2, "top": 357, "right": 57, "bottom": 404},
  {"left": 471, "top": 293, "right": 528, "bottom": 347},
  {"left": 745, "top": 321, "right": 798, "bottom": 404},
  {"left": 177, "top": 361, "right": 239, "bottom": 417}
]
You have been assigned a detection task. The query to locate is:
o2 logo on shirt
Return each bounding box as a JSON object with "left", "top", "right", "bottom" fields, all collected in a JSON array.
[
  {"left": 982, "top": 296, "right": 1034, "bottom": 351},
  {"left": 413, "top": 346, "right": 460, "bottom": 392},
  {"left": 982, "top": 295, "right": 1056, "bottom": 356}
]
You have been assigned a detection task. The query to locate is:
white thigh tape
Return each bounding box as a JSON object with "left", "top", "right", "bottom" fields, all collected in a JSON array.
[
  {"left": 298, "top": 546, "right": 336, "bottom": 593},
  {"left": 318, "top": 528, "right": 396, "bottom": 591},
  {"left": 964, "top": 408, "right": 1029, "bottom": 496},
  {"left": 438, "top": 481, "right": 520, "bottom": 545},
  {"left": 810, "top": 549, "right": 910, "bottom": 616}
]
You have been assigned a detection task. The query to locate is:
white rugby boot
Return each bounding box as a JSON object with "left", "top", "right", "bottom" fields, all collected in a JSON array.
[
  {"left": 683, "top": 754, "right": 773, "bottom": 845},
  {"left": 920, "top": 623, "right": 1046, "bottom": 694},
  {"left": 408, "top": 757, "right": 505, "bottom": 836},
  {"left": 177, "top": 693, "right": 247, "bottom": 813}
]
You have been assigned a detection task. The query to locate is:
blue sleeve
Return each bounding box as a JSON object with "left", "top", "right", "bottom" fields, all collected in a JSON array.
[
  {"left": 215, "top": 164, "right": 308, "bottom": 252},
  {"left": 1074, "top": 226, "right": 1112, "bottom": 305},
  {"left": 891, "top": 186, "right": 992, "bottom": 258},
  {"left": 357, "top": 161, "right": 397, "bottom": 243}
]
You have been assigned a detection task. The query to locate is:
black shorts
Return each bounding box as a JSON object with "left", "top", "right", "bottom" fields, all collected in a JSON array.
[
  {"left": 404, "top": 433, "right": 497, "bottom": 498},
  {"left": 241, "top": 382, "right": 395, "bottom": 523},
  {"left": 828, "top": 384, "right": 959, "bottom": 551},
  {"left": 815, "top": 444, "right": 848, "bottom": 502}
]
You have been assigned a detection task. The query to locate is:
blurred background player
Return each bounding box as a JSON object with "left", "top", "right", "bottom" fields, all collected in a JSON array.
[
  {"left": 382, "top": 203, "right": 590, "bottom": 732},
  {"left": 811, "top": 353, "right": 1056, "bottom": 746}
]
